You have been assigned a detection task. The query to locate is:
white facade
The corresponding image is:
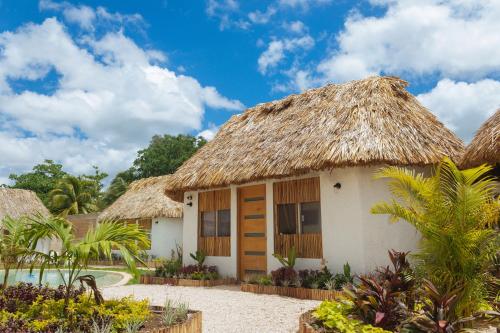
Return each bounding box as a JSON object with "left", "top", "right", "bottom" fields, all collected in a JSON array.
[
  {"left": 148, "top": 217, "right": 183, "bottom": 258},
  {"left": 182, "top": 166, "right": 422, "bottom": 278}
]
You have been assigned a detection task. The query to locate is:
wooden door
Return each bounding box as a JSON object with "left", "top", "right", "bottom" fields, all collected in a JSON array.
[{"left": 238, "top": 184, "right": 267, "bottom": 280}]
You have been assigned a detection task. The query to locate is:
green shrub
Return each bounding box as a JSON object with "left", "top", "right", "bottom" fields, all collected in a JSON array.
[
  {"left": 257, "top": 275, "right": 273, "bottom": 286},
  {"left": 313, "top": 300, "right": 391, "bottom": 333},
  {"left": 371, "top": 159, "right": 500, "bottom": 316},
  {"left": 0, "top": 289, "right": 150, "bottom": 332}
]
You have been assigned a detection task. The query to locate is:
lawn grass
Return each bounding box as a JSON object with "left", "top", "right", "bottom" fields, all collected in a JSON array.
[{"left": 87, "top": 266, "right": 152, "bottom": 285}]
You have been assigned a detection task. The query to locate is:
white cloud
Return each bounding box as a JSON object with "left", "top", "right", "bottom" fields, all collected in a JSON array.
[
  {"left": 0, "top": 18, "right": 243, "bottom": 180},
  {"left": 206, "top": 0, "right": 249, "bottom": 30},
  {"left": 258, "top": 35, "right": 314, "bottom": 74},
  {"left": 248, "top": 6, "right": 277, "bottom": 24},
  {"left": 316, "top": 0, "right": 500, "bottom": 82},
  {"left": 197, "top": 123, "right": 220, "bottom": 141},
  {"left": 39, "top": 0, "right": 144, "bottom": 31},
  {"left": 278, "top": 0, "right": 332, "bottom": 9},
  {"left": 417, "top": 79, "right": 500, "bottom": 143},
  {"left": 283, "top": 20, "right": 307, "bottom": 34}
]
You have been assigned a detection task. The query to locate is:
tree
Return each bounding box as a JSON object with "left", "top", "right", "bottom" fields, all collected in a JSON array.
[
  {"left": 9, "top": 160, "right": 68, "bottom": 207},
  {"left": 49, "top": 176, "right": 97, "bottom": 217},
  {"left": 27, "top": 216, "right": 149, "bottom": 311},
  {"left": 371, "top": 158, "right": 500, "bottom": 317},
  {"left": 133, "top": 134, "right": 206, "bottom": 178},
  {"left": 102, "top": 169, "right": 136, "bottom": 206},
  {"left": 0, "top": 216, "right": 30, "bottom": 289},
  {"left": 79, "top": 166, "right": 108, "bottom": 209}
]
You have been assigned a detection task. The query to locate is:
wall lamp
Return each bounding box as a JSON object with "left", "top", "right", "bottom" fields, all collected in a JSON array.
[{"left": 334, "top": 182, "right": 341, "bottom": 189}]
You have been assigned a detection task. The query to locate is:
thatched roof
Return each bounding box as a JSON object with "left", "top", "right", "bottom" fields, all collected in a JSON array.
[
  {"left": 461, "top": 109, "right": 500, "bottom": 168},
  {"left": 166, "top": 76, "right": 464, "bottom": 200},
  {"left": 0, "top": 188, "right": 50, "bottom": 221},
  {"left": 98, "top": 175, "right": 183, "bottom": 221}
]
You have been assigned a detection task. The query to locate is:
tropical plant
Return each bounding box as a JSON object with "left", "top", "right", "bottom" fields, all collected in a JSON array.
[
  {"left": 273, "top": 246, "right": 297, "bottom": 268},
  {"left": 0, "top": 216, "right": 31, "bottom": 289},
  {"left": 161, "top": 299, "right": 189, "bottom": 326},
  {"left": 377, "top": 250, "right": 416, "bottom": 308},
  {"left": 49, "top": 176, "right": 98, "bottom": 216},
  {"left": 371, "top": 158, "right": 500, "bottom": 316},
  {"left": 189, "top": 250, "right": 206, "bottom": 270},
  {"left": 400, "top": 279, "right": 500, "bottom": 332},
  {"left": 313, "top": 300, "right": 392, "bottom": 333},
  {"left": 333, "top": 262, "right": 354, "bottom": 290},
  {"left": 102, "top": 173, "right": 131, "bottom": 207},
  {"left": 26, "top": 215, "right": 150, "bottom": 311},
  {"left": 344, "top": 275, "right": 405, "bottom": 330}
]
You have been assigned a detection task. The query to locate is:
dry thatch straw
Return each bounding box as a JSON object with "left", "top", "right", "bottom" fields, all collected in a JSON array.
[
  {"left": 98, "top": 175, "right": 182, "bottom": 221},
  {"left": 166, "top": 76, "right": 464, "bottom": 201},
  {"left": 0, "top": 188, "right": 50, "bottom": 221},
  {"left": 461, "top": 109, "right": 499, "bottom": 168}
]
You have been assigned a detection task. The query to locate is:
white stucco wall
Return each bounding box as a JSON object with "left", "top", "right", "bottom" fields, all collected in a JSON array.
[
  {"left": 181, "top": 165, "right": 424, "bottom": 278},
  {"left": 148, "top": 217, "right": 183, "bottom": 258},
  {"left": 320, "top": 167, "right": 421, "bottom": 274}
]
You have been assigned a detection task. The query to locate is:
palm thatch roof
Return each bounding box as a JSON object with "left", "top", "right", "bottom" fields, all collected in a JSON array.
[
  {"left": 0, "top": 188, "right": 50, "bottom": 221},
  {"left": 461, "top": 109, "right": 500, "bottom": 168},
  {"left": 98, "top": 175, "right": 182, "bottom": 221},
  {"left": 166, "top": 76, "right": 464, "bottom": 200}
]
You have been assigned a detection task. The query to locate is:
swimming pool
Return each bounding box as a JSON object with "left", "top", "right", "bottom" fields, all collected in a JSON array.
[{"left": 0, "top": 269, "right": 127, "bottom": 288}]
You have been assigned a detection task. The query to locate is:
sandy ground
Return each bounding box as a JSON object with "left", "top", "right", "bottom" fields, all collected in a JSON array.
[{"left": 102, "top": 284, "right": 319, "bottom": 333}]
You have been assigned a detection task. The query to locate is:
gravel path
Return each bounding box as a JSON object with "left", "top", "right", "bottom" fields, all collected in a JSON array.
[{"left": 103, "top": 285, "right": 319, "bottom": 333}]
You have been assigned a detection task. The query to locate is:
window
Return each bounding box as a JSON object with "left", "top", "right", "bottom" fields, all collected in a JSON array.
[
  {"left": 300, "top": 202, "right": 321, "bottom": 234},
  {"left": 217, "top": 209, "right": 231, "bottom": 236},
  {"left": 201, "top": 211, "right": 216, "bottom": 237},
  {"left": 273, "top": 177, "right": 322, "bottom": 258},
  {"left": 277, "top": 203, "right": 297, "bottom": 234},
  {"left": 198, "top": 189, "right": 231, "bottom": 256}
]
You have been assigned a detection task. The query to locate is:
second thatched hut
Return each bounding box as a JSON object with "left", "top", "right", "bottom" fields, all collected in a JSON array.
[{"left": 98, "top": 175, "right": 183, "bottom": 258}]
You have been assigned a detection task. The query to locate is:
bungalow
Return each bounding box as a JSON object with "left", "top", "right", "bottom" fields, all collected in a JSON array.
[
  {"left": 0, "top": 188, "right": 59, "bottom": 252},
  {"left": 98, "top": 175, "right": 183, "bottom": 258},
  {"left": 165, "top": 76, "right": 464, "bottom": 280},
  {"left": 461, "top": 109, "right": 499, "bottom": 191}
]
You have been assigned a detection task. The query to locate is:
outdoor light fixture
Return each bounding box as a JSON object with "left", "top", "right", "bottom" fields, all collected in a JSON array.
[{"left": 334, "top": 182, "right": 341, "bottom": 189}]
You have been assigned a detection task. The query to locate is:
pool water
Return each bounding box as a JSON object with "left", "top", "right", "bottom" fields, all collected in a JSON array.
[{"left": 0, "top": 269, "right": 124, "bottom": 288}]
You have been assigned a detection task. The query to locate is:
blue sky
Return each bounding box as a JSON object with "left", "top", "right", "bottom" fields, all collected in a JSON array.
[{"left": 0, "top": 0, "right": 499, "bottom": 184}]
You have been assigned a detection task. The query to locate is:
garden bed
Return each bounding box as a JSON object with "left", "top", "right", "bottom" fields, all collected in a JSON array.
[
  {"left": 140, "top": 274, "right": 237, "bottom": 287},
  {"left": 298, "top": 310, "right": 317, "bottom": 333},
  {"left": 143, "top": 306, "right": 202, "bottom": 333},
  {"left": 240, "top": 283, "right": 341, "bottom": 301}
]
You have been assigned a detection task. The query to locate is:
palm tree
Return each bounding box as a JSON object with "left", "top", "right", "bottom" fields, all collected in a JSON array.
[
  {"left": 27, "top": 215, "right": 150, "bottom": 311},
  {"left": 371, "top": 158, "right": 499, "bottom": 317},
  {"left": 102, "top": 176, "right": 129, "bottom": 206},
  {"left": 0, "top": 216, "right": 30, "bottom": 288},
  {"left": 49, "top": 176, "right": 97, "bottom": 216}
]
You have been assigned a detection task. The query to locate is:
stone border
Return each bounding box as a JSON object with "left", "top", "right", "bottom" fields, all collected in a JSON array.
[
  {"left": 240, "top": 283, "right": 342, "bottom": 301},
  {"left": 142, "top": 306, "right": 202, "bottom": 333},
  {"left": 140, "top": 275, "right": 237, "bottom": 287},
  {"left": 103, "top": 270, "right": 133, "bottom": 287}
]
